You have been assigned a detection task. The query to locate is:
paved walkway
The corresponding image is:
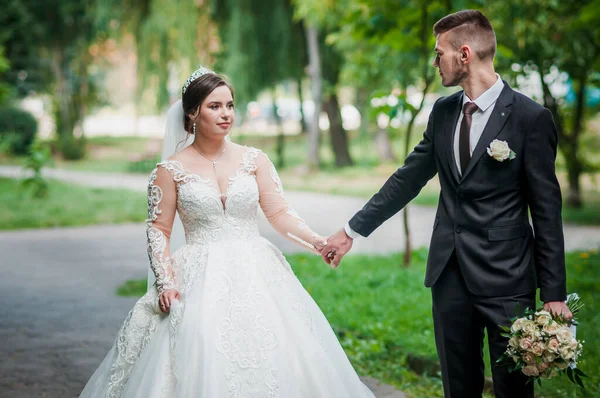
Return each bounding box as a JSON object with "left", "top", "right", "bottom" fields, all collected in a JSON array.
[{"left": 1, "top": 165, "right": 599, "bottom": 398}]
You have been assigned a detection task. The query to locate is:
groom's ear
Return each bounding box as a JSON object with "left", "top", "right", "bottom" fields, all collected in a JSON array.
[{"left": 459, "top": 45, "right": 471, "bottom": 63}]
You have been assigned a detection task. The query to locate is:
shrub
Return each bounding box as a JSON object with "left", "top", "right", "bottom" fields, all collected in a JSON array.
[
  {"left": 0, "top": 106, "right": 38, "bottom": 155},
  {"left": 59, "top": 136, "right": 86, "bottom": 160}
]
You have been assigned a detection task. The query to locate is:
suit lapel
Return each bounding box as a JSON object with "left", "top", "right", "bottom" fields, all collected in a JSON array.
[
  {"left": 444, "top": 95, "right": 462, "bottom": 183},
  {"left": 461, "top": 84, "right": 514, "bottom": 182}
]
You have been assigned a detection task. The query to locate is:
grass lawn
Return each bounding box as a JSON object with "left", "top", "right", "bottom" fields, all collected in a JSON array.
[
  {"left": 0, "top": 177, "right": 146, "bottom": 230},
  {"left": 117, "top": 248, "right": 599, "bottom": 397}
]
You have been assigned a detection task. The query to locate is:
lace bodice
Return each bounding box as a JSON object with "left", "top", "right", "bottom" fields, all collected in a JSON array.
[{"left": 145, "top": 146, "right": 321, "bottom": 294}]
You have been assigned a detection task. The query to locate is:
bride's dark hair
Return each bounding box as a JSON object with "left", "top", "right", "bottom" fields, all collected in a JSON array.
[{"left": 181, "top": 73, "right": 234, "bottom": 134}]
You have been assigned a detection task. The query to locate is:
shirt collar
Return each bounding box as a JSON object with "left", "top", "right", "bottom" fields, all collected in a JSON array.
[{"left": 462, "top": 73, "right": 504, "bottom": 112}]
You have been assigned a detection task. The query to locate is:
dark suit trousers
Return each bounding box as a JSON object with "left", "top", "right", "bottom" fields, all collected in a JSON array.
[{"left": 431, "top": 253, "right": 535, "bottom": 398}]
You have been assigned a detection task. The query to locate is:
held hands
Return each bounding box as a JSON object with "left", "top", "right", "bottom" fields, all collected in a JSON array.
[
  {"left": 159, "top": 289, "right": 180, "bottom": 313},
  {"left": 320, "top": 228, "right": 353, "bottom": 268},
  {"left": 543, "top": 301, "right": 573, "bottom": 322}
]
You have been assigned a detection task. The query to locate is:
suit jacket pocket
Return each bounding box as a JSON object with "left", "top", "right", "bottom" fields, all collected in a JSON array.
[{"left": 488, "top": 223, "right": 528, "bottom": 241}]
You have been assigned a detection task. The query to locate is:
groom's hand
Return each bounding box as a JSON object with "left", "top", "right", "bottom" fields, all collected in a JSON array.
[
  {"left": 543, "top": 301, "right": 573, "bottom": 322},
  {"left": 320, "top": 228, "right": 353, "bottom": 268}
]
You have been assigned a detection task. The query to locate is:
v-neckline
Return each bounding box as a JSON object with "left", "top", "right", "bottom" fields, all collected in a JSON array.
[{"left": 168, "top": 147, "right": 254, "bottom": 211}]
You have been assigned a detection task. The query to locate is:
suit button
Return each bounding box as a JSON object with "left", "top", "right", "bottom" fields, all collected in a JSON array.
[
  {"left": 458, "top": 193, "right": 465, "bottom": 199},
  {"left": 456, "top": 227, "right": 462, "bottom": 234}
]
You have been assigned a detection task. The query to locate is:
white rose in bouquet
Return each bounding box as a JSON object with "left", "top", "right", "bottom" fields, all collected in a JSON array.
[
  {"left": 521, "top": 320, "right": 537, "bottom": 335},
  {"left": 509, "top": 336, "right": 520, "bottom": 349},
  {"left": 543, "top": 322, "right": 561, "bottom": 335},
  {"left": 535, "top": 311, "right": 552, "bottom": 326},
  {"left": 560, "top": 347, "right": 575, "bottom": 361},
  {"left": 556, "top": 327, "right": 573, "bottom": 344},
  {"left": 511, "top": 317, "right": 525, "bottom": 333}
]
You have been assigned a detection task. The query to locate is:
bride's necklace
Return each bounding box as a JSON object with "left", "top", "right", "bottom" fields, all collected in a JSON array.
[{"left": 192, "top": 142, "right": 227, "bottom": 171}]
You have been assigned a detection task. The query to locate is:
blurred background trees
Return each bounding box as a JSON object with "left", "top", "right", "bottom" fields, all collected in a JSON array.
[{"left": 1, "top": 0, "right": 599, "bottom": 220}]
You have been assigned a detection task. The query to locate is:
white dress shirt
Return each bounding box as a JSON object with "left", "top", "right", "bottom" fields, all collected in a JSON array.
[
  {"left": 453, "top": 74, "right": 504, "bottom": 174},
  {"left": 344, "top": 74, "right": 505, "bottom": 239}
]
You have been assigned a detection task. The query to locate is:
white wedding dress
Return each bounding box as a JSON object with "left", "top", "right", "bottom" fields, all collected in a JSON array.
[{"left": 80, "top": 145, "right": 375, "bottom": 398}]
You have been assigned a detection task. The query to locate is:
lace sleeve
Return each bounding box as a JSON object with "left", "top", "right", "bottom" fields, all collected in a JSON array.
[
  {"left": 256, "top": 152, "right": 324, "bottom": 253},
  {"left": 146, "top": 164, "right": 177, "bottom": 294}
]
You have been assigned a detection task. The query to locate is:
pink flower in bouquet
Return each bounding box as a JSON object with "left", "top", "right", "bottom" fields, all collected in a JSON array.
[
  {"left": 522, "top": 352, "right": 536, "bottom": 364},
  {"left": 531, "top": 342, "right": 545, "bottom": 356},
  {"left": 522, "top": 365, "right": 540, "bottom": 377},
  {"left": 547, "top": 337, "right": 560, "bottom": 353},
  {"left": 543, "top": 322, "right": 561, "bottom": 335},
  {"left": 519, "top": 337, "right": 533, "bottom": 351},
  {"left": 537, "top": 362, "right": 549, "bottom": 373}
]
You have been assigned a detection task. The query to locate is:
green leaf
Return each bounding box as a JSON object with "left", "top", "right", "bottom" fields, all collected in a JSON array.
[
  {"left": 573, "top": 368, "right": 588, "bottom": 378},
  {"left": 574, "top": 373, "right": 585, "bottom": 389},
  {"left": 566, "top": 367, "right": 575, "bottom": 384}
]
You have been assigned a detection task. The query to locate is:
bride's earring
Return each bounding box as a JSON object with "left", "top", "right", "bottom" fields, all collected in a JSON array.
[{"left": 192, "top": 122, "right": 196, "bottom": 134}]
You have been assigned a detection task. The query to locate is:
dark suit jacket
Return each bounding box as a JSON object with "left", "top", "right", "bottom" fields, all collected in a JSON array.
[{"left": 349, "top": 83, "right": 567, "bottom": 302}]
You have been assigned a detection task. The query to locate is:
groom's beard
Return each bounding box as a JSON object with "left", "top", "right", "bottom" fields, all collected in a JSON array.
[{"left": 442, "top": 58, "right": 468, "bottom": 87}]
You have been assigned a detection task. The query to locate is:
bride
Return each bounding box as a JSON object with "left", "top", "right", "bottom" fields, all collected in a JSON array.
[{"left": 79, "top": 66, "right": 375, "bottom": 397}]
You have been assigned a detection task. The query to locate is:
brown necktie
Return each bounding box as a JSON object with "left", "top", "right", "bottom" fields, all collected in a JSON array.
[{"left": 459, "top": 102, "right": 479, "bottom": 175}]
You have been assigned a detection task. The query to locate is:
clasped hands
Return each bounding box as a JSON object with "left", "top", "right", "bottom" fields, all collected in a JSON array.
[{"left": 317, "top": 228, "right": 354, "bottom": 268}]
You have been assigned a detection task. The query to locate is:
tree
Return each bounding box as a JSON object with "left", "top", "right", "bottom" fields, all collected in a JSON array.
[
  {"left": 331, "top": 0, "right": 452, "bottom": 266},
  {"left": 211, "top": 0, "right": 307, "bottom": 167},
  {"left": 0, "top": 47, "right": 12, "bottom": 105},
  {"left": 489, "top": 0, "right": 600, "bottom": 207},
  {"left": 1, "top": 0, "right": 120, "bottom": 158},
  {"left": 294, "top": 0, "right": 354, "bottom": 168},
  {"left": 106, "top": 0, "right": 212, "bottom": 110}
]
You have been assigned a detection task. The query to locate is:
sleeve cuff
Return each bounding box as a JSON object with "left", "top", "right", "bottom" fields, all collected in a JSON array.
[
  {"left": 540, "top": 284, "right": 567, "bottom": 303},
  {"left": 344, "top": 223, "right": 362, "bottom": 240}
]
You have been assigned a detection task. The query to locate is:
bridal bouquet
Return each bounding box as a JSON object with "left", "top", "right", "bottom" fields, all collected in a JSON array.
[{"left": 496, "top": 294, "right": 587, "bottom": 387}]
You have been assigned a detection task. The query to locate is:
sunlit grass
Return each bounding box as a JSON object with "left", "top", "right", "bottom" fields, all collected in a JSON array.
[
  {"left": 117, "top": 248, "right": 600, "bottom": 397},
  {"left": 0, "top": 177, "right": 146, "bottom": 230}
]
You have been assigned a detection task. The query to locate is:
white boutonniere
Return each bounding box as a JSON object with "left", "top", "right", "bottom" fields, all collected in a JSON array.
[{"left": 487, "top": 139, "right": 516, "bottom": 162}]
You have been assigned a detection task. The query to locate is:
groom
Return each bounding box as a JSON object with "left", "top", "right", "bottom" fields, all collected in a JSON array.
[{"left": 323, "top": 10, "right": 571, "bottom": 398}]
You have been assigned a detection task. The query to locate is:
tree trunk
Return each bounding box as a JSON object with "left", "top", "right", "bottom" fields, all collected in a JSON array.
[
  {"left": 565, "top": 150, "right": 582, "bottom": 208},
  {"left": 50, "top": 48, "right": 74, "bottom": 140},
  {"left": 538, "top": 66, "right": 584, "bottom": 208},
  {"left": 297, "top": 77, "right": 308, "bottom": 134},
  {"left": 565, "top": 75, "right": 587, "bottom": 208},
  {"left": 272, "top": 91, "right": 285, "bottom": 169},
  {"left": 304, "top": 23, "right": 321, "bottom": 168},
  {"left": 375, "top": 126, "right": 396, "bottom": 162},
  {"left": 401, "top": 75, "right": 433, "bottom": 267},
  {"left": 323, "top": 94, "right": 353, "bottom": 167},
  {"left": 403, "top": 207, "right": 411, "bottom": 267}
]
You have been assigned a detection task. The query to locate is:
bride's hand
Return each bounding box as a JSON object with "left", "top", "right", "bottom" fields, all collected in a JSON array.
[
  {"left": 159, "top": 289, "right": 180, "bottom": 313},
  {"left": 311, "top": 235, "right": 328, "bottom": 253}
]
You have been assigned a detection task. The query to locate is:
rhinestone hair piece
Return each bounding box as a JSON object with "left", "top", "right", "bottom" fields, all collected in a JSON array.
[{"left": 182, "top": 66, "right": 215, "bottom": 94}]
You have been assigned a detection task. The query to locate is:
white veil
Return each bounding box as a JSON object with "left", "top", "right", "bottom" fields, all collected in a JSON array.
[{"left": 147, "top": 99, "right": 194, "bottom": 291}]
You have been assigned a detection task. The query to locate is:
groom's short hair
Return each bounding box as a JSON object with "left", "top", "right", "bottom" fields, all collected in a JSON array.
[{"left": 433, "top": 10, "right": 496, "bottom": 61}]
